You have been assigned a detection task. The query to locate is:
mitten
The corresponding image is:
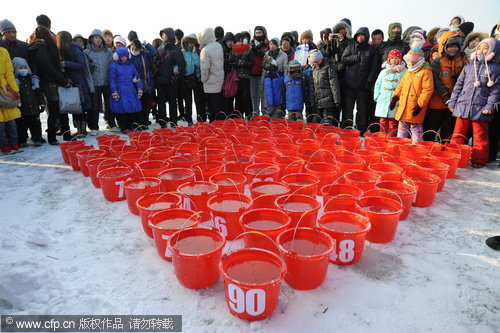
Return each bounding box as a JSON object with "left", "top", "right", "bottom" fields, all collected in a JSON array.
[
  {"left": 412, "top": 105, "right": 422, "bottom": 116},
  {"left": 389, "top": 96, "right": 399, "bottom": 110},
  {"left": 112, "top": 91, "right": 120, "bottom": 101}
]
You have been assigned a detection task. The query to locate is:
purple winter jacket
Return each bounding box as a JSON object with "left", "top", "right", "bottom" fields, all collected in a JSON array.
[{"left": 448, "top": 55, "right": 500, "bottom": 122}]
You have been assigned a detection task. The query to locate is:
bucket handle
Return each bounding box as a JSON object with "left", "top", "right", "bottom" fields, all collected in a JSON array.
[
  {"left": 366, "top": 122, "right": 386, "bottom": 134},
  {"left": 360, "top": 188, "right": 403, "bottom": 208},
  {"left": 223, "top": 231, "right": 282, "bottom": 257},
  {"left": 422, "top": 129, "right": 442, "bottom": 143},
  {"left": 322, "top": 193, "right": 368, "bottom": 218}
]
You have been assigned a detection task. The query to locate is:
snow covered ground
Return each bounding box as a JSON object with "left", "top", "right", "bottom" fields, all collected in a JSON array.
[{"left": 0, "top": 117, "right": 499, "bottom": 333}]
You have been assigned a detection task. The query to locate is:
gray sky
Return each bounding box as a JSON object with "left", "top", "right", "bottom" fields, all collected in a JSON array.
[{"left": 3, "top": 0, "right": 499, "bottom": 43}]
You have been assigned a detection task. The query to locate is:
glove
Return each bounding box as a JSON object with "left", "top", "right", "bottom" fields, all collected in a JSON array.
[
  {"left": 137, "top": 88, "right": 143, "bottom": 99},
  {"left": 112, "top": 91, "right": 120, "bottom": 101},
  {"left": 389, "top": 96, "right": 399, "bottom": 110},
  {"left": 64, "top": 79, "right": 73, "bottom": 88},
  {"left": 412, "top": 104, "right": 422, "bottom": 116}
]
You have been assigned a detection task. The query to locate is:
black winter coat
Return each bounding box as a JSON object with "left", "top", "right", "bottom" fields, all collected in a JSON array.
[
  {"left": 154, "top": 40, "right": 186, "bottom": 86},
  {"left": 17, "top": 76, "right": 43, "bottom": 116},
  {"left": 311, "top": 58, "right": 341, "bottom": 109},
  {"left": 222, "top": 43, "right": 232, "bottom": 75},
  {"left": 341, "top": 28, "right": 379, "bottom": 90},
  {"left": 229, "top": 46, "right": 254, "bottom": 80},
  {"left": 0, "top": 39, "right": 29, "bottom": 60},
  {"left": 379, "top": 39, "right": 410, "bottom": 64},
  {"left": 324, "top": 38, "right": 352, "bottom": 78}
]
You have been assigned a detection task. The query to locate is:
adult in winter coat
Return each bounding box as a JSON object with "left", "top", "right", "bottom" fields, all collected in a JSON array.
[
  {"left": 299, "top": 30, "right": 317, "bottom": 51},
  {"left": 57, "top": 31, "right": 93, "bottom": 137},
  {"left": 109, "top": 47, "right": 143, "bottom": 133},
  {"left": 155, "top": 27, "right": 186, "bottom": 127},
  {"left": 374, "top": 49, "right": 407, "bottom": 136},
  {"left": 341, "top": 27, "right": 380, "bottom": 133},
  {"left": 180, "top": 34, "right": 201, "bottom": 125},
  {"left": 229, "top": 33, "right": 254, "bottom": 118},
  {"left": 130, "top": 39, "right": 157, "bottom": 128},
  {"left": 0, "top": 47, "right": 22, "bottom": 154},
  {"left": 379, "top": 23, "right": 410, "bottom": 64},
  {"left": 310, "top": 50, "right": 341, "bottom": 124},
  {"left": 250, "top": 26, "right": 269, "bottom": 114},
  {"left": 28, "top": 26, "right": 71, "bottom": 144},
  {"left": 199, "top": 27, "right": 224, "bottom": 121},
  {"left": 0, "top": 19, "right": 29, "bottom": 60},
  {"left": 221, "top": 32, "right": 235, "bottom": 116},
  {"left": 449, "top": 38, "right": 500, "bottom": 167},
  {"left": 327, "top": 19, "right": 353, "bottom": 79},
  {"left": 390, "top": 48, "right": 434, "bottom": 143},
  {"left": 84, "top": 29, "right": 115, "bottom": 132},
  {"left": 262, "top": 39, "right": 288, "bottom": 76},
  {"left": 424, "top": 33, "right": 467, "bottom": 141}
]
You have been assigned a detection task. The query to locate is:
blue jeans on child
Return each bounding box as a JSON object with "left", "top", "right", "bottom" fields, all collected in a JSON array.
[
  {"left": 0, "top": 120, "right": 18, "bottom": 146},
  {"left": 397, "top": 121, "right": 423, "bottom": 144}
]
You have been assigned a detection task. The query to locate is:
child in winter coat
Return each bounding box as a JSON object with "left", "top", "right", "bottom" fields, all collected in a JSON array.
[
  {"left": 0, "top": 47, "right": 22, "bottom": 154},
  {"left": 310, "top": 50, "right": 341, "bottom": 124},
  {"left": 109, "top": 47, "right": 143, "bottom": 134},
  {"left": 373, "top": 49, "right": 406, "bottom": 136},
  {"left": 263, "top": 58, "right": 285, "bottom": 118},
  {"left": 449, "top": 38, "right": 500, "bottom": 168},
  {"left": 12, "top": 57, "right": 44, "bottom": 147},
  {"left": 390, "top": 47, "right": 434, "bottom": 143},
  {"left": 283, "top": 60, "right": 305, "bottom": 121},
  {"left": 424, "top": 33, "right": 467, "bottom": 141}
]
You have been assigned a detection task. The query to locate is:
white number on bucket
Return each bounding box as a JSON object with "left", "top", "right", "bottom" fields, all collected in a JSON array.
[
  {"left": 183, "top": 196, "right": 191, "bottom": 210},
  {"left": 161, "top": 235, "right": 172, "bottom": 258},
  {"left": 228, "top": 284, "right": 266, "bottom": 316},
  {"left": 214, "top": 216, "right": 228, "bottom": 236},
  {"left": 115, "top": 180, "right": 126, "bottom": 199},
  {"left": 330, "top": 239, "right": 355, "bottom": 263}
]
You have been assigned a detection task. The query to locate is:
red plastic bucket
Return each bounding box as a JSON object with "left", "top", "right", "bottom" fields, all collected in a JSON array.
[
  {"left": 168, "top": 154, "right": 198, "bottom": 169},
  {"left": 367, "top": 163, "right": 404, "bottom": 181},
  {"left": 276, "top": 227, "right": 334, "bottom": 290},
  {"left": 223, "top": 154, "right": 253, "bottom": 173},
  {"left": 135, "top": 160, "right": 170, "bottom": 178},
  {"left": 318, "top": 211, "right": 371, "bottom": 265},
  {"left": 339, "top": 136, "right": 362, "bottom": 152},
  {"left": 192, "top": 161, "right": 225, "bottom": 181},
  {"left": 406, "top": 170, "right": 441, "bottom": 207},
  {"left": 274, "top": 194, "right": 321, "bottom": 228},
  {"left": 77, "top": 149, "right": 107, "bottom": 177},
  {"left": 429, "top": 150, "right": 460, "bottom": 178},
  {"left": 158, "top": 168, "right": 195, "bottom": 192},
  {"left": 304, "top": 162, "right": 338, "bottom": 195},
  {"left": 240, "top": 209, "right": 291, "bottom": 252},
  {"left": 415, "top": 157, "right": 449, "bottom": 192},
  {"left": 335, "top": 154, "right": 365, "bottom": 174},
  {"left": 59, "top": 140, "right": 85, "bottom": 164},
  {"left": 110, "top": 144, "right": 138, "bottom": 158},
  {"left": 249, "top": 181, "right": 291, "bottom": 199},
  {"left": 173, "top": 142, "right": 199, "bottom": 156},
  {"left": 97, "top": 167, "right": 134, "bottom": 202},
  {"left": 143, "top": 147, "right": 173, "bottom": 161},
  {"left": 354, "top": 149, "right": 382, "bottom": 168},
  {"left": 136, "top": 192, "right": 183, "bottom": 237},
  {"left": 123, "top": 177, "right": 161, "bottom": 215},
  {"left": 87, "top": 158, "right": 120, "bottom": 188},
  {"left": 399, "top": 145, "right": 429, "bottom": 162},
  {"left": 149, "top": 209, "right": 199, "bottom": 261},
  {"left": 356, "top": 196, "right": 403, "bottom": 243},
  {"left": 445, "top": 142, "right": 471, "bottom": 168},
  {"left": 245, "top": 163, "right": 280, "bottom": 183},
  {"left": 67, "top": 145, "right": 93, "bottom": 171},
  {"left": 207, "top": 192, "right": 251, "bottom": 240},
  {"left": 280, "top": 173, "right": 320, "bottom": 197},
  {"left": 118, "top": 151, "right": 143, "bottom": 168},
  {"left": 177, "top": 181, "right": 219, "bottom": 215},
  {"left": 344, "top": 170, "right": 381, "bottom": 191},
  {"left": 220, "top": 248, "right": 286, "bottom": 320},
  {"left": 375, "top": 181, "right": 417, "bottom": 220},
  {"left": 276, "top": 144, "right": 298, "bottom": 157},
  {"left": 225, "top": 144, "right": 254, "bottom": 156},
  {"left": 197, "top": 148, "right": 227, "bottom": 162},
  {"left": 209, "top": 172, "right": 247, "bottom": 194},
  {"left": 272, "top": 155, "right": 305, "bottom": 176},
  {"left": 321, "top": 184, "right": 364, "bottom": 213},
  {"left": 168, "top": 227, "right": 226, "bottom": 289},
  {"left": 254, "top": 150, "right": 282, "bottom": 164}
]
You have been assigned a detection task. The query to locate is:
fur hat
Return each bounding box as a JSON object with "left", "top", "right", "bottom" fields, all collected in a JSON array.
[
  {"left": 181, "top": 34, "right": 199, "bottom": 51},
  {"left": 458, "top": 22, "right": 474, "bottom": 36},
  {"left": 0, "top": 19, "right": 16, "bottom": 35},
  {"left": 114, "top": 36, "right": 127, "bottom": 47},
  {"left": 102, "top": 29, "right": 113, "bottom": 37},
  {"left": 281, "top": 32, "right": 294, "bottom": 44},
  {"left": 426, "top": 27, "right": 440, "bottom": 45},
  {"left": 300, "top": 30, "right": 313, "bottom": 43},
  {"left": 309, "top": 49, "right": 323, "bottom": 62},
  {"left": 463, "top": 32, "right": 488, "bottom": 49}
]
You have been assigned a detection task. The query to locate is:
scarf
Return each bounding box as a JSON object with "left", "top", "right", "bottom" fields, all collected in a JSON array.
[
  {"left": 269, "top": 49, "right": 280, "bottom": 60},
  {"left": 232, "top": 44, "right": 250, "bottom": 55},
  {"left": 386, "top": 62, "right": 406, "bottom": 73},
  {"left": 406, "top": 58, "right": 425, "bottom": 72}
]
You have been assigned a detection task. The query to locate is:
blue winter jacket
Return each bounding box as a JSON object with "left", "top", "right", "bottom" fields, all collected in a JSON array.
[
  {"left": 181, "top": 48, "right": 201, "bottom": 80},
  {"left": 373, "top": 67, "right": 406, "bottom": 118},
  {"left": 264, "top": 70, "right": 284, "bottom": 107},
  {"left": 62, "top": 43, "right": 92, "bottom": 110},
  {"left": 130, "top": 43, "right": 157, "bottom": 94},
  {"left": 284, "top": 75, "right": 304, "bottom": 111},
  {"left": 449, "top": 60, "right": 500, "bottom": 122},
  {"left": 302, "top": 66, "right": 313, "bottom": 108},
  {"left": 109, "top": 48, "right": 143, "bottom": 114}
]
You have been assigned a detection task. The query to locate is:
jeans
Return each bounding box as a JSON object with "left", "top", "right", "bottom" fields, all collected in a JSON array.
[
  {"left": 0, "top": 120, "right": 18, "bottom": 145},
  {"left": 250, "top": 75, "right": 266, "bottom": 114}
]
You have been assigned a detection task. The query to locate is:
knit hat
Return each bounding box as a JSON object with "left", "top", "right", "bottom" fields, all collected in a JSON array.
[
  {"left": 114, "top": 36, "right": 127, "bottom": 46},
  {"left": 288, "top": 60, "right": 301, "bottom": 71},
  {"left": 214, "top": 26, "right": 224, "bottom": 40},
  {"left": 36, "top": 15, "right": 51, "bottom": 28},
  {"left": 471, "top": 38, "right": 497, "bottom": 87},
  {"left": 0, "top": 19, "right": 16, "bottom": 35},
  {"left": 409, "top": 47, "right": 424, "bottom": 57},
  {"left": 269, "top": 38, "right": 279, "bottom": 47},
  {"left": 387, "top": 49, "right": 403, "bottom": 63},
  {"left": 222, "top": 32, "right": 235, "bottom": 42},
  {"left": 458, "top": 22, "right": 474, "bottom": 36},
  {"left": 309, "top": 49, "right": 323, "bottom": 63},
  {"left": 300, "top": 30, "right": 313, "bottom": 42},
  {"left": 12, "top": 57, "right": 31, "bottom": 76}
]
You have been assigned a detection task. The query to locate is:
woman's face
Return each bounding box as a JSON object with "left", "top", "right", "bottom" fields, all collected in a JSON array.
[
  {"left": 469, "top": 38, "right": 480, "bottom": 50},
  {"left": 281, "top": 40, "right": 290, "bottom": 51},
  {"left": 74, "top": 38, "right": 85, "bottom": 48},
  {"left": 130, "top": 45, "right": 139, "bottom": 53},
  {"left": 270, "top": 43, "right": 277, "bottom": 51},
  {"left": 235, "top": 40, "right": 242, "bottom": 46},
  {"left": 477, "top": 42, "right": 490, "bottom": 54},
  {"left": 105, "top": 35, "right": 113, "bottom": 45},
  {"left": 115, "top": 42, "right": 125, "bottom": 48}
]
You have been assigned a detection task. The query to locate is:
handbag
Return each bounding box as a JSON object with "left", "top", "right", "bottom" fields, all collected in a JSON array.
[
  {"left": 0, "top": 86, "right": 20, "bottom": 108},
  {"left": 58, "top": 86, "right": 82, "bottom": 114},
  {"left": 222, "top": 69, "right": 239, "bottom": 98}
]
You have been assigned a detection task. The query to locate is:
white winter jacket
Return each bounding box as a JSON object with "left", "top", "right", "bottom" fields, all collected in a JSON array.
[{"left": 199, "top": 28, "right": 224, "bottom": 93}]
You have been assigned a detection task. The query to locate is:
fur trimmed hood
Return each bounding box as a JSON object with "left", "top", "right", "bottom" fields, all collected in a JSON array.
[
  {"left": 300, "top": 30, "right": 313, "bottom": 42},
  {"left": 463, "top": 32, "right": 488, "bottom": 49},
  {"left": 332, "top": 20, "right": 352, "bottom": 39},
  {"left": 181, "top": 34, "right": 199, "bottom": 51}
]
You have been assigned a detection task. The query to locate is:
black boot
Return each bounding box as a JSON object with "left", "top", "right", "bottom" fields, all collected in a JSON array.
[{"left": 62, "top": 131, "right": 72, "bottom": 142}]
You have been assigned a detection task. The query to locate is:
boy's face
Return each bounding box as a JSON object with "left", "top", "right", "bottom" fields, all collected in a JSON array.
[
  {"left": 255, "top": 30, "right": 264, "bottom": 38},
  {"left": 74, "top": 38, "right": 85, "bottom": 48},
  {"left": 226, "top": 40, "right": 233, "bottom": 48},
  {"left": 389, "top": 57, "right": 400, "bottom": 66},
  {"left": 372, "top": 34, "right": 383, "bottom": 47},
  {"left": 93, "top": 36, "right": 103, "bottom": 46},
  {"left": 356, "top": 34, "right": 366, "bottom": 43},
  {"left": 3, "top": 30, "right": 17, "bottom": 42},
  {"left": 477, "top": 42, "right": 489, "bottom": 54},
  {"left": 313, "top": 59, "right": 323, "bottom": 67},
  {"left": 120, "top": 56, "right": 128, "bottom": 63},
  {"left": 301, "top": 38, "right": 310, "bottom": 45},
  {"left": 391, "top": 26, "right": 401, "bottom": 33},
  {"left": 446, "top": 45, "right": 459, "bottom": 56},
  {"left": 104, "top": 35, "right": 113, "bottom": 45},
  {"left": 281, "top": 40, "right": 290, "bottom": 51}
]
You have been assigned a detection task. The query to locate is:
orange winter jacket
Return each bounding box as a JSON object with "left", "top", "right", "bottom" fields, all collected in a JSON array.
[
  {"left": 393, "top": 63, "right": 434, "bottom": 124},
  {"left": 428, "top": 33, "right": 468, "bottom": 109}
]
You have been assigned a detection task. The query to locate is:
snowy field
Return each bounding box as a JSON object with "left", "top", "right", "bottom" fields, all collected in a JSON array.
[{"left": 0, "top": 116, "right": 499, "bottom": 333}]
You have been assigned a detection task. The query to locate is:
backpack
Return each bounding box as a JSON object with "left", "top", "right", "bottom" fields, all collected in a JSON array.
[{"left": 222, "top": 68, "right": 239, "bottom": 98}]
